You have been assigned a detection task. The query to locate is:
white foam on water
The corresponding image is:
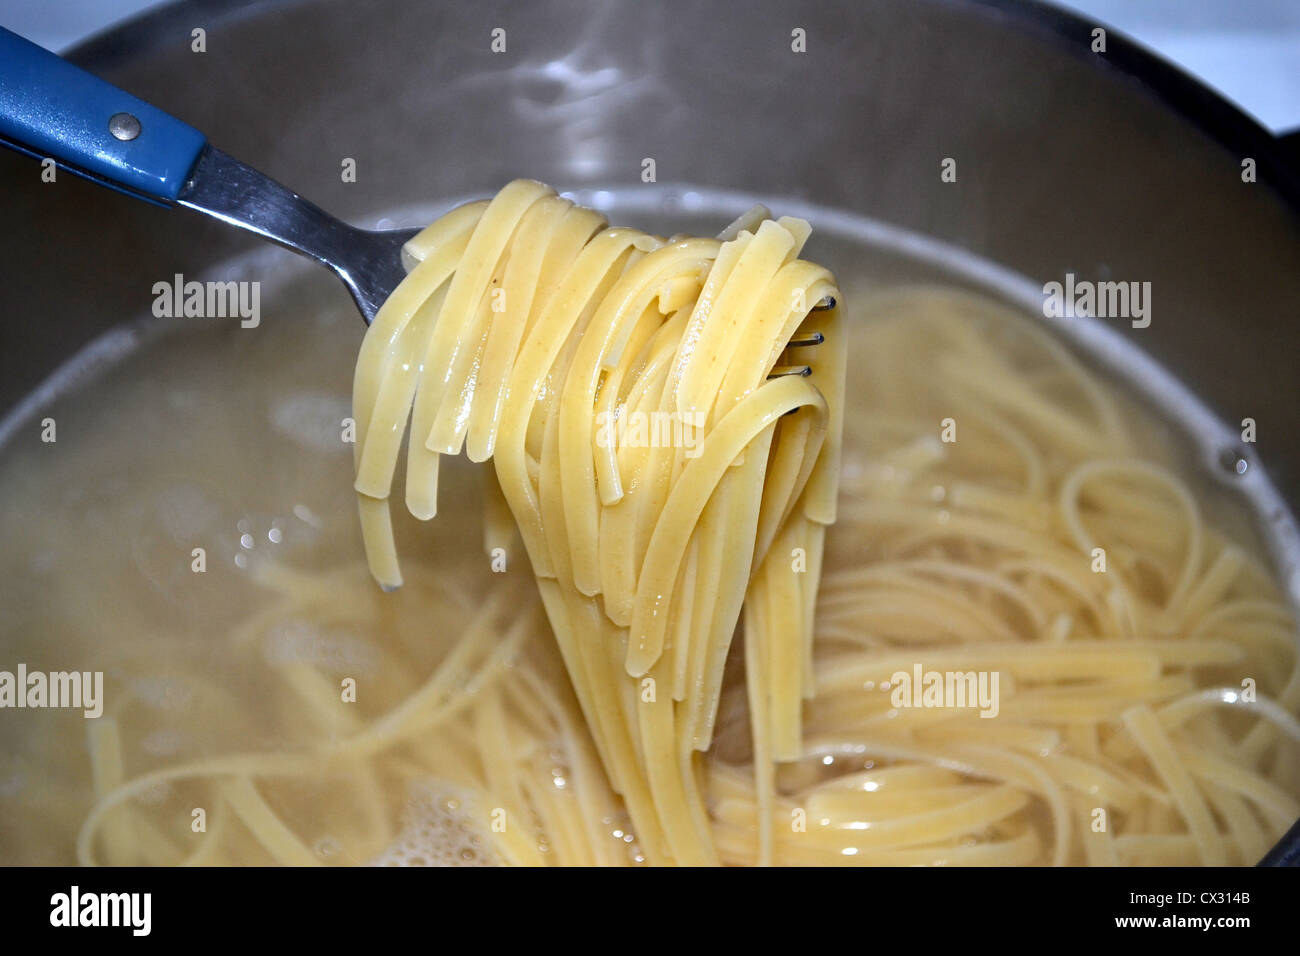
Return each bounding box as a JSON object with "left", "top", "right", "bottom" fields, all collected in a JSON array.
[
  {"left": 152, "top": 480, "right": 225, "bottom": 540},
  {"left": 370, "top": 779, "right": 501, "bottom": 867},
  {"left": 261, "top": 618, "right": 380, "bottom": 676},
  {"left": 269, "top": 391, "right": 353, "bottom": 453}
]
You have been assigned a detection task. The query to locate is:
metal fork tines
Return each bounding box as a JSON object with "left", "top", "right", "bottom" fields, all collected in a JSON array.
[{"left": 768, "top": 296, "right": 835, "bottom": 378}]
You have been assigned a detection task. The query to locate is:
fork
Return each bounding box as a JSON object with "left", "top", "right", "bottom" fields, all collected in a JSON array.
[
  {"left": 0, "top": 26, "right": 832, "bottom": 344},
  {"left": 0, "top": 26, "right": 414, "bottom": 324}
]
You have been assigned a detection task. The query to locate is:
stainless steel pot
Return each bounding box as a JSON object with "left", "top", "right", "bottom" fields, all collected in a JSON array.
[{"left": 1, "top": 0, "right": 1298, "bottom": 862}]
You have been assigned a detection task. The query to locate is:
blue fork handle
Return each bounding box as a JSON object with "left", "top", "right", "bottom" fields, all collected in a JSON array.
[{"left": 0, "top": 26, "right": 207, "bottom": 202}]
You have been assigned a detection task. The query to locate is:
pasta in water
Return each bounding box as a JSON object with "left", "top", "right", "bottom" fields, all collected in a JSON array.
[{"left": 2, "top": 181, "right": 1297, "bottom": 866}]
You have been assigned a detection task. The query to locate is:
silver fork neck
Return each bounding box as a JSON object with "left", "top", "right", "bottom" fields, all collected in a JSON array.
[{"left": 175, "top": 146, "right": 391, "bottom": 322}]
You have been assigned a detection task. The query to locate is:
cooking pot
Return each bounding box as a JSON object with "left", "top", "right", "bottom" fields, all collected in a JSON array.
[{"left": 1, "top": 0, "right": 1297, "bottom": 863}]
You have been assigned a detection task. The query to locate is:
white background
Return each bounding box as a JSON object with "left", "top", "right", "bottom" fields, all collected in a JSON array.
[{"left": 2, "top": 0, "right": 1298, "bottom": 134}]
